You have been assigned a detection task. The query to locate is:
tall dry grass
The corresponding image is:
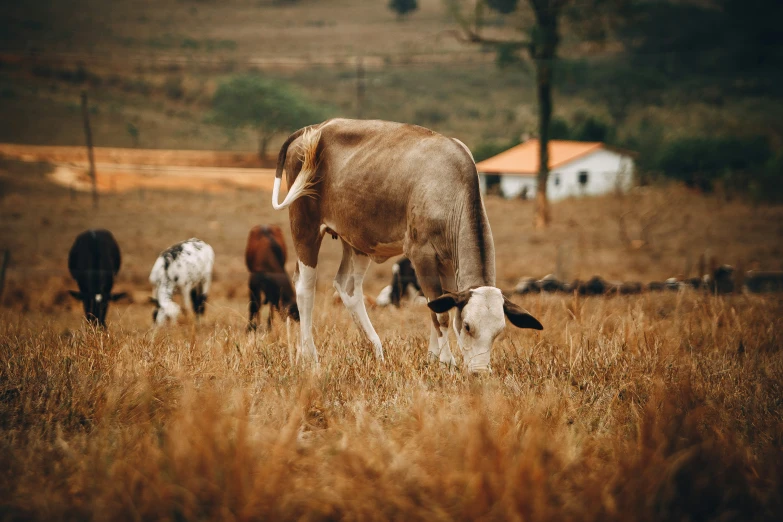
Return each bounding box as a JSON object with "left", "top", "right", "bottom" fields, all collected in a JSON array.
[
  {"left": 1, "top": 163, "right": 782, "bottom": 519},
  {"left": 1, "top": 290, "right": 781, "bottom": 520}
]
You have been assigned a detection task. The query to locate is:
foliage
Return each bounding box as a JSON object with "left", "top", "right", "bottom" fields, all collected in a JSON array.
[
  {"left": 618, "top": 0, "right": 783, "bottom": 86},
  {"left": 211, "top": 75, "right": 324, "bottom": 155},
  {"left": 655, "top": 136, "right": 771, "bottom": 192},
  {"left": 750, "top": 153, "right": 783, "bottom": 204},
  {"left": 388, "top": 0, "right": 417, "bottom": 18},
  {"left": 486, "top": 0, "right": 519, "bottom": 15},
  {"left": 473, "top": 137, "right": 521, "bottom": 162},
  {"left": 549, "top": 114, "right": 614, "bottom": 142},
  {"left": 125, "top": 122, "right": 139, "bottom": 147}
]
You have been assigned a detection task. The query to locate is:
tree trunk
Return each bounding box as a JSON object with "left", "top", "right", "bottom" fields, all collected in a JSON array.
[
  {"left": 534, "top": 57, "right": 553, "bottom": 228},
  {"left": 259, "top": 133, "right": 271, "bottom": 162},
  {"left": 530, "top": 2, "right": 559, "bottom": 229}
]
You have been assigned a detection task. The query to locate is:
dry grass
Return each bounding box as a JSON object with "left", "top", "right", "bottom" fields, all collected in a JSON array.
[{"left": 1, "top": 162, "right": 782, "bottom": 520}]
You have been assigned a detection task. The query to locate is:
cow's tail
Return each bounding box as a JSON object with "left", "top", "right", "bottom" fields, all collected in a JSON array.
[{"left": 272, "top": 126, "right": 322, "bottom": 210}]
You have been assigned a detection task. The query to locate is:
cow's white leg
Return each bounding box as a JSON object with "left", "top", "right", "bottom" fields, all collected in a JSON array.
[
  {"left": 333, "top": 243, "right": 384, "bottom": 360},
  {"left": 295, "top": 260, "right": 319, "bottom": 363},
  {"left": 435, "top": 311, "right": 456, "bottom": 368},
  {"left": 410, "top": 247, "right": 456, "bottom": 369},
  {"left": 181, "top": 284, "right": 193, "bottom": 317},
  {"left": 426, "top": 312, "right": 456, "bottom": 367},
  {"left": 427, "top": 320, "right": 441, "bottom": 363}
]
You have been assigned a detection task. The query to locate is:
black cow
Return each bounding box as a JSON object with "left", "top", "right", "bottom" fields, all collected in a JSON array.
[
  {"left": 376, "top": 257, "right": 422, "bottom": 307},
  {"left": 68, "top": 229, "right": 126, "bottom": 326}
]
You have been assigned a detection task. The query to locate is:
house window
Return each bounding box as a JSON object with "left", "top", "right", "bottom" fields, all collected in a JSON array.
[
  {"left": 578, "top": 171, "right": 589, "bottom": 185},
  {"left": 554, "top": 175, "right": 560, "bottom": 186}
]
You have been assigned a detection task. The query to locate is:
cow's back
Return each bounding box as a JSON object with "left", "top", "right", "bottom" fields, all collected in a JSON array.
[
  {"left": 287, "top": 119, "right": 478, "bottom": 258},
  {"left": 246, "top": 225, "right": 287, "bottom": 273},
  {"left": 68, "top": 229, "right": 121, "bottom": 289}
]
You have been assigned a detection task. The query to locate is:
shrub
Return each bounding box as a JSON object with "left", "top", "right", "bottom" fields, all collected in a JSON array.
[
  {"left": 413, "top": 107, "right": 448, "bottom": 125},
  {"left": 164, "top": 76, "right": 185, "bottom": 100},
  {"left": 473, "top": 138, "right": 521, "bottom": 163},
  {"left": 750, "top": 153, "right": 783, "bottom": 204},
  {"left": 656, "top": 136, "right": 771, "bottom": 192}
]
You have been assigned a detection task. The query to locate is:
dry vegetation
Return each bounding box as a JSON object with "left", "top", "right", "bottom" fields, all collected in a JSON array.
[{"left": 1, "top": 160, "right": 782, "bottom": 520}]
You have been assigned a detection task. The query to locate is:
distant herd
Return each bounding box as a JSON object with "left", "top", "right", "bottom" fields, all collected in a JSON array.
[
  {"left": 64, "top": 118, "right": 783, "bottom": 372},
  {"left": 67, "top": 227, "right": 295, "bottom": 330}
]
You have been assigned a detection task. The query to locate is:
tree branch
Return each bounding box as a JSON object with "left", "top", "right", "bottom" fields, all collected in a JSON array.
[
  {"left": 439, "top": 1, "right": 529, "bottom": 50},
  {"left": 438, "top": 28, "right": 529, "bottom": 49}
]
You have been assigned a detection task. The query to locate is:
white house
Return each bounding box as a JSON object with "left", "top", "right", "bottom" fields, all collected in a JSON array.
[{"left": 475, "top": 139, "right": 635, "bottom": 201}]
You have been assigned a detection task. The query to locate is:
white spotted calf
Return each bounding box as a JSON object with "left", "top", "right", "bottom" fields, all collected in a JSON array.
[{"left": 149, "top": 238, "right": 215, "bottom": 326}]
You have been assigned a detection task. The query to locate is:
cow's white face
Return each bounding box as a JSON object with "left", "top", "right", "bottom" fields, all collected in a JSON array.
[
  {"left": 455, "top": 287, "right": 506, "bottom": 373},
  {"left": 153, "top": 300, "right": 181, "bottom": 326},
  {"left": 428, "top": 286, "right": 543, "bottom": 374}
]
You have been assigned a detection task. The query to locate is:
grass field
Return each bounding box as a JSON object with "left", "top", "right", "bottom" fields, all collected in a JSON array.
[{"left": 1, "top": 159, "right": 782, "bottom": 519}]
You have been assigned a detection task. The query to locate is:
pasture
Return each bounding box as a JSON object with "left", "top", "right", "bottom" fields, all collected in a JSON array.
[{"left": 1, "top": 158, "right": 782, "bottom": 520}]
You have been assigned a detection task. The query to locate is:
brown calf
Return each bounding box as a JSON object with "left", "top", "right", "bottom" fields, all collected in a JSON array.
[{"left": 245, "top": 225, "right": 299, "bottom": 330}]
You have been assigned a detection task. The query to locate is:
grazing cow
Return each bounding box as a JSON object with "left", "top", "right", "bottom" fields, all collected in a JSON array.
[
  {"left": 514, "top": 277, "right": 540, "bottom": 295},
  {"left": 245, "top": 225, "right": 299, "bottom": 330},
  {"left": 149, "top": 238, "right": 214, "bottom": 326},
  {"left": 618, "top": 281, "right": 643, "bottom": 295},
  {"left": 704, "top": 265, "right": 735, "bottom": 294},
  {"left": 68, "top": 229, "right": 126, "bottom": 327},
  {"left": 271, "top": 118, "right": 543, "bottom": 373},
  {"left": 376, "top": 257, "right": 423, "bottom": 307},
  {"left": 745, "top": 271, "right": 783, "bottom": 293},
  {"left": 537, "top": 274, "right": 564, "bottom": 293},
  {"left": 575, "top": 276, "right": 610, "bottom": 296}
]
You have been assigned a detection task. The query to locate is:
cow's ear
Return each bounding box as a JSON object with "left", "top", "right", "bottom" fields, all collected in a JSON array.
[
  {"left": 110, "top": 292, "right": 128, "bottom": 302},
  {"left": 427, "top": 290, "right": 471, "bottom": 314},
  {"left": 503, "top": 297, "right": 543, "bottom": 330},
  {"left": 68, "top": 290, "right": 82, "bottom": 300}
]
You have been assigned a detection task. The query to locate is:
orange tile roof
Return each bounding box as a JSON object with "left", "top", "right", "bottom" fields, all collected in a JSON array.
[{"left": 475, "top": 139, "right": 604, "bottom": 175}]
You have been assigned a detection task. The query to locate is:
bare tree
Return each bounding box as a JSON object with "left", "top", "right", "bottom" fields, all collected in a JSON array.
[{"left": 446, "top": 0, "right": 611, "bottom": 228}]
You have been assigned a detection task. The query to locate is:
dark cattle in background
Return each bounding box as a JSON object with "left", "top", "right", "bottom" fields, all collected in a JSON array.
[
  {"left": 745, "top": 271, "right": 783, "bottom": 293},
  {"left": 706, "top": 265, "right": 735, "bottom": 294},
  {"left": 245, "top": 225, "right": 299, "bottom": 330},
  {"left": 538, "top": 274, "right": 564, "bottom": 293},
  {"left": 68, "top": 229, "right": 125, "bottom": 326},
  {"left": 390, "top": 257, "right": 421, "bottom": 307}
]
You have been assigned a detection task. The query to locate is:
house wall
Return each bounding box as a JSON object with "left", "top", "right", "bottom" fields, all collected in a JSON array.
[
  {"left": 479, "top": 149, "right": 634, "bottom": 201},
  {"left": 499, "top": 175, "right": 536, "bottom": 199}
]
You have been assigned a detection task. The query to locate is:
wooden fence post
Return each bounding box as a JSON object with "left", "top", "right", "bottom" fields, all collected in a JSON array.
[
  {"left": 80, "top": 90, "right": 98, "bottom": 209},
  {"left": 0, "top": 249, "right": 9, "bottom": 301},
  {"left": 356, "top": 56, "right": 365, "bottom": 119}
]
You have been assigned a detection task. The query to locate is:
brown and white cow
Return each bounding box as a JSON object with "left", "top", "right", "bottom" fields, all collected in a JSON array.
[
  {"left": 271, "top": 118, "right": 542, "bottom": 373},
  {"left": 245, "top": 225, "right": 299, "bottom": 330}
]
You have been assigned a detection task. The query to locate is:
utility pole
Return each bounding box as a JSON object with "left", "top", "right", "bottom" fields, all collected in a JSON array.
[
  {"left": 81, "top": 90, "right": 98, "bottom": 209},
  {"left": 356, "top": 56, "right": 365, "bottom": 120}
]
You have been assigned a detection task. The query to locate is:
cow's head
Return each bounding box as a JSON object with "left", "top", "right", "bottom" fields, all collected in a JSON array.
[
  {"left": 69, "top": 290, "right": 127, "bottom": 327},
  {"left": 149, "top": 297, "right": 181, "bottom": 326},
  {"left": 427, "top": 287, "right": 543, "bottom": 374}
]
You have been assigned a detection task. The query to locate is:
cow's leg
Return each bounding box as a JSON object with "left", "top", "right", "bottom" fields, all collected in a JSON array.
[
  {"left": 440, "top": 268, "right": 465, "bottom": 352},
  {"left": 267, "top": 304, "right": 274, "bottom": 330},
  {"left": 248, "top": 274, "right": 262, "bottom": 331},
  {"left": 294, "top": 259, "right": 319, "bottom": 363},
  {"left": 289, "top": 199, "right": 323, "bottom": 364},
  {"left": 333, "top": 241, "right": 383, "bottom": 360},
  {"left": 181, "top": 284, "right": 193, "bottom": 319},
  {"left": 408, "top": 247, "right": 456, "bottom": 368}
]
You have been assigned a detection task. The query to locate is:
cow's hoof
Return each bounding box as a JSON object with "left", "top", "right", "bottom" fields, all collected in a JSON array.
[{"left": 440, "top": 357, "right": 458, "bottom": 371}]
